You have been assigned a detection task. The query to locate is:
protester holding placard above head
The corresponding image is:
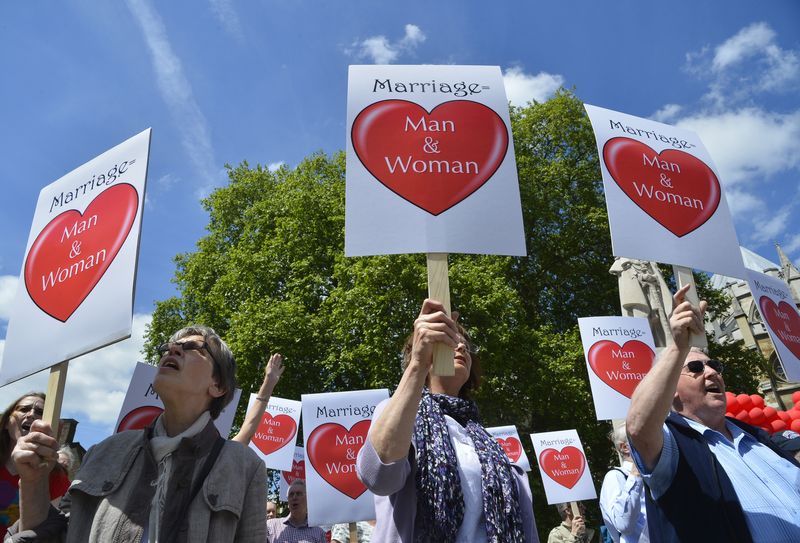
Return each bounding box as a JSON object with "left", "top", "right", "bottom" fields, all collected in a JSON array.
[
  {"left": 548, "top": 502, "right": 595, "bottom": 543},
  {"left": 626, "top": 285, "right": 800, "bottom": 543},
  {"left": 599, "top": 424, "right": 648, "bottom": 543},
  {"left": 8, "top": 325, "right": 267, "bottom": 542},
  {"left": 267, "top": 479, "right": 326, "bottom": 543},
  {"left": 357, "top": 299, "right": 538, "bottom": 542},
  {"left": 0, "top": 392, "right": 71, "bottom": 540},
  {"left": 232, "top": 353, "right": 285, "bottom": 445}
]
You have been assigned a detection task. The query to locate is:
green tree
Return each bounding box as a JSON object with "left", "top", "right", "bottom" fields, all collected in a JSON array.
[{"left": 143, "top": 89, "right": 762, "bottom": 538}]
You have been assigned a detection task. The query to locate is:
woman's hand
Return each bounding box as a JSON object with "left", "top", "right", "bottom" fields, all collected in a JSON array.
[{"left": 407, "top": 299, "right": 462, "bottom": 375}]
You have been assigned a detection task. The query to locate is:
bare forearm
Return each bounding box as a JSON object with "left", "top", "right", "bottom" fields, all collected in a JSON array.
[
  {"left": 369, "top": 366, "right": 427, "bottom": 463},
  {"left": 19, "top": 476, "right": 51, "bottom": 530},
  {"left": 232, "top": 382, "right": 276, "bottom": 444}
]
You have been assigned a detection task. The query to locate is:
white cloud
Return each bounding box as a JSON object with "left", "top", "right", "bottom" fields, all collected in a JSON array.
[
  {"left": 0, "top": 314, "right": 152, "bottom": 429},
  {"left": 650, "top": 103, "right": 683, "bottom": 123},
  {"left": 267, "top": 161, "right": 285, "bottom": 172},
  {"left": 125, "top": 0, "right": 220, "bottom": 195},
  {"left": 751, "top": 207, "right": 791, "bottom": 244},
  {"left": 712, "top": 22, "right": 776, "bottom": 71},
  {"left": 783, "top": 233, "right": 800, "bottom": 256},
  {"left": 676, "top": 108, "right": 800, "bottom": 186},
  {"left": 725, "top": 188, "right": 766, "bottom": 217},
  {"left": 208, "top": 0, "right": 243, "bottom": 42},
  {"left": 0, "top": 276, "right": 19, "bottom": 321},
  {"left": 502, "top": 67, "right": 564, "bottom": 105},
  {"left": 350, "top": 24, "right": 426, "bottom": 64}
]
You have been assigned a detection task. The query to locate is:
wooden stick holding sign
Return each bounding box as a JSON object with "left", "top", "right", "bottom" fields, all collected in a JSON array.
[
  {"left": 672, "top": 265, "right": 708, "bottom": 349},
  {"left": 349, "top": 522, "right": 358, "bottom": 542},
  {"left": 43, "top": 361, "right": 69, "bottom": 430},
  {"left": 426, "top": 253, "right": 454, "bottom": 376},
  {"left": 570, "top": 501, "right": 581, "bottom": 518}
]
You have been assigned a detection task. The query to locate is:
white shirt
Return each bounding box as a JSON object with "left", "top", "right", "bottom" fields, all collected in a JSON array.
[
  {"left": 599, "top": 462, "right": 649, "bottom": 543},
  {"left": 445, "top": 415, "right": 489, "bottom": 543}
]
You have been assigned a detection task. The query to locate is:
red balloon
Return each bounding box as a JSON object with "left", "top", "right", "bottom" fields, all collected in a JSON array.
[
  {"left": 791, "top": 419, "right": 800, "bottom": 433},
  {"left": 790, "top": 409, "right": 800, "bottom": 421},
  {"left": 763, "top": 406, "right": 778, "bottom": 420},
  {"left": 792, "top": 391, "right": 800, "bottom": 405},
  {"left": 778, "top": 411, "right": 792, "bottom": 423},
  {"left": 737, "top": 394, "right": 753, "bottom": 411},
  {"left": 749, "top": 408, "right": 765, "bottom": 424},
  {"left": 750, "top": 394, "right": 765, "bottom": 408},
  {"left": 770, "top": 420, "right": 788, "bottom": 433},
  {"left": 735, "top": 410, "right": 750, "bottom": 422},
  {"left": 725, "top": 391, "right": 737, "bottom": 408}
]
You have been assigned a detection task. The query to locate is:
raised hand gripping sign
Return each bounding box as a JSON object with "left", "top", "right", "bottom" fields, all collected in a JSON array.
[
  {"left": 531, "top": 429, "right": 596, "bottom": 504},
  {"left": 583, "top": 104, "right": 743, "bottom": 278},
  {"left": 279, "top": 446, "right": 306, "bottom": 500},
  {"left": 746, "top": 270, "right": 800, "bottom": 381},
  {"left": 301, "top": 388, "right": 389, "bottom": 526},
  {"left": 115, "top": 362, "right": 240, "bottom": 436},
  {"left": 578, "top": 316, "right": 656, "bottom": 420},
  {"left": 246, "top": 395, "right": 301, "bottom": 471},
  {"left": 345, "top": 65, "right": 525, "bottom": 257},
  {"left": 1, "top": 129, "right": 152, "bottom": 386},
  {"left": 485, "top": 425, "right": 531, "bottom": 471}
]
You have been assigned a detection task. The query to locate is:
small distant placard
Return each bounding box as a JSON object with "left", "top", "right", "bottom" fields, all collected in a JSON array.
[
  {"left": 485, "top": 425, "right": 531, "bottom": 471},
  {"left": 246, "top": 395, "right": 302, "bottom": 471},
  {"left": 578, "top": 316, "right": 656, "bottom": 420},
  {"left": 746, "top": 270, "right": 800, "bottom": 381},
  {"left": 584, "top": 104, "right": 743, "bottom": 278},
  {"left": 531, "top": 429, "right": 596, "bottom": 504},
  {"left": 279, "top": 446, "right": 306, "bottom": 501},
  {"left": 345, "top": 64, "right": 525, "bottom": 257}
]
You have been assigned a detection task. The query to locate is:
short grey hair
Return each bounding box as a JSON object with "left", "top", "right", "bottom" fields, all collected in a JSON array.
[
  {"left": 170, "top": 325, "right": 237, "bottom": 419},
  {"left": 609, "top": 424, "right": 628, "bottom": 453}
]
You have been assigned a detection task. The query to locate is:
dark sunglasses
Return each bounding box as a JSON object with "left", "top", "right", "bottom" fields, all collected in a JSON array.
[
  {"left": 157, "top": 340, "right": 218, "bottom": 368},
  {"left": 684, "top": 359, "right": 724, "bottom": 375}
]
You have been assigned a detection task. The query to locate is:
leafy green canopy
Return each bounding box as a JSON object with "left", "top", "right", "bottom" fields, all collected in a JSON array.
[{"left": 143, "top": 90, "right": 761, "bottom": 535}]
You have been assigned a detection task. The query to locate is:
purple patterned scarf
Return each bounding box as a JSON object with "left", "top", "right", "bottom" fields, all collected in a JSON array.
[{"left": 413, "top": 389, "right": 525, "bottom": 543}]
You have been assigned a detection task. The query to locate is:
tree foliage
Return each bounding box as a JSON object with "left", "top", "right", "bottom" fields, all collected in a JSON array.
[{"left": 143, "top": 90, "right": 763, "bottom": 537}]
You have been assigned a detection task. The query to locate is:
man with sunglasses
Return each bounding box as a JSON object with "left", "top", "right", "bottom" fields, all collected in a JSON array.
[
  {"left": 7, "top": 325, "right": 267, "bottom": 542},
  {"left": 627, "top": 285, "right": 800, "bottom": 543}
]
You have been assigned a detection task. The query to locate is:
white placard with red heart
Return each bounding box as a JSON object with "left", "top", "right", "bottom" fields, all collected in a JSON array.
[
  {"left": 486, "top": 425, "right": 531, "bottom": 471},
  {"left": 246, "top": 394, "right": 301, "bottom": 471},
  {"left": 279, "top": 446, "right": 306, "bottom": 501},
  {"left": 578, "top": 316, "right": 656, "bottom": 420},
  {"left": 345, "top": 65, "right": 525, "bottom": 257},
  {"left": 584, "top": 104, "right": 744, "bottom": 278},
  {"left": 0, "top": 129, "right": 152, "bottom": 386},
  {"left": 745, "top": 270, "right": 800, "bottom": 381},
  {"left": 301, "top": 388, "right": 389, "bottom": 526},
  {"left": 531, "top": 429, "right": 596, "bottom": 505},
  {"left": 114, "top": 362, "right": 241, "bottom": 437}
]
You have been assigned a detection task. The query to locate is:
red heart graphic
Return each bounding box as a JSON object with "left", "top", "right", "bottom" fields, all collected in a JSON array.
[
  {"left": 24, "top": 183, "right": 139, "bottom": 322},
  {"left": 351, "top": 99, "right": 508, "bottom": 215},
  {"left": 252, "top": 413, "right": 298, "bottom": 456},
  {"left": 496, "top": 436, "right": 522, "bottom": 463},
  {"left": 603, "top": 137, "right": 720, "bottom": 237},
  {"left": 539, "top": 446, "right": 586, "bottom": 489},
  {"left": 759, "top": 297, "right": 800, "bottom": 359},
  {"left": 306, "top": 420, "right": 371, "bottom": 500},
  {"left": 116, "top": 405, "right": 163, "bottom": 433},
  {"left": 588, "top": 340, "right": 655, "bottom": 398},
  {"left": 282, "top": 459, "right": 306, "bottom": 485}
]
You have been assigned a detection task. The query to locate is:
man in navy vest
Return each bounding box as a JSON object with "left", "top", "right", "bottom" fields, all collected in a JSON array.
[{"left": 626, "top": 285, "right": 800, "bottom": 543}]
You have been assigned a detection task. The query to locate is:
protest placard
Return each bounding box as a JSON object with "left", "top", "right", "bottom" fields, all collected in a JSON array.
[
  {"left": 115, "top": 362, "right": 240, "bottom": 437},
  {"left": 345, "top": 64, "right": 525, "bottom": 257},
  {"left": 531, "top": 429, "right": 596, "bottom": 504},
  {"left": 578, "top": 316, "right": 656, "bottom": 420},
  {"left": 279, "top": 446, "right": 306, "bottom": 501},
  {"left": 246, "top": 395, "right": 301, "bottom": 471},
  {"left": 1, "top": 129, "right": 152, "bottom": 390},
  {"left": 584, "top": 104, "right": 743, "bottom": 278},
  {"left": 301, "top": 388, "right": 389, "bottom": 526},
  {"left": 745, "top": 270, "right": 800, "bottom": 381},
  {"left": 486, "top": 425, "right": 531, "bottom": 471}
]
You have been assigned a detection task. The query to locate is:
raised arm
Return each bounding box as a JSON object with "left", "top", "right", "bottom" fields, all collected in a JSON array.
[
  {"left": 232, "top": 353, "right": 284, "bottom": 444},
  {"left": 12, "top": 419, "right": 61, "bottom": 531},
  {"left": 368, "top": 299, "right": 461, "bottom": 463},
  {"left": 626, "top": 285, "right": 706, "bottom": 470}
]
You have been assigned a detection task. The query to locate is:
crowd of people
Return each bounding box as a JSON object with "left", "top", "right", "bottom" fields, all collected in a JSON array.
[{"left": 1, "top": 291, "right": 800, "bottom": 542}]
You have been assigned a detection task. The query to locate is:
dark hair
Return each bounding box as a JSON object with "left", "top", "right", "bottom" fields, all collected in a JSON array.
[
  {"left": 169, "top": 326, "right": 237, "bottom": 419},
  {"left": 0, "top": 392, "right": 46, "bottom": 463},
  {"left": 401, "top": 322, "right": 482, "bottom": 400}
]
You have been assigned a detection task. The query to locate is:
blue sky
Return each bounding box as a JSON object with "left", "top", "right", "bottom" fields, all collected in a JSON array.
[{"left": 1, "top": 1, "right": 798, "bottom": 447}]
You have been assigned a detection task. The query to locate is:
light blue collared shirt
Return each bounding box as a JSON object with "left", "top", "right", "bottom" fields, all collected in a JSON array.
[
  {"left": 599, "top": 464, "right": 649, "bottom": 543},
  {"left": 630, "top": 415, "right": 800, "bottom": 543}
]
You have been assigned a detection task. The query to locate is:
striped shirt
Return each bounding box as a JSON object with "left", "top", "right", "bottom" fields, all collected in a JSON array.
[
  {"left": 266, "top": 516, "right": 326, "bottom": 543},
  {"left": 634, "top": 416, "right": 800, "bottom": 543}
]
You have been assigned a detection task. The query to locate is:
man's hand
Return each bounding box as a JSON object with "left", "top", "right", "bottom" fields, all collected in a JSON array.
[
  {"left": 669, "top": 284, "right": 707, "bottom": 351},
  {"left": 571, "top": 515, "right": 586, "bottom": 537},
  {"left": 12, "top": 420, "right": 58, "bottom": 482}
]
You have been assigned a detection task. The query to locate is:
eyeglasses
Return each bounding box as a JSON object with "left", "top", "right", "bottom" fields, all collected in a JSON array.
[
  {"left": 683, "top": 359, "right": 724, "bottom": 375},
  {"left": 157, "top": 340, "right": 219, "bottom": 369}
]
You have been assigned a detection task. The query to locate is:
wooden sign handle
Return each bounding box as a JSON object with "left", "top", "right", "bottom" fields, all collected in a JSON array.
[
  {"left": 349, "top": 522, "right": 358, "bottom": 542},
  {"left": 570, "top": 501, "right": 581, "bottom": 518},
  {"left": 672, "top": 265, "right": 708, "bottom": 349},
  {"left": 426, "top": 253, "right": 454, "bottom": 376},
  {"left": 43, "top": 361, "right": 69, "bottom": 432}
]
